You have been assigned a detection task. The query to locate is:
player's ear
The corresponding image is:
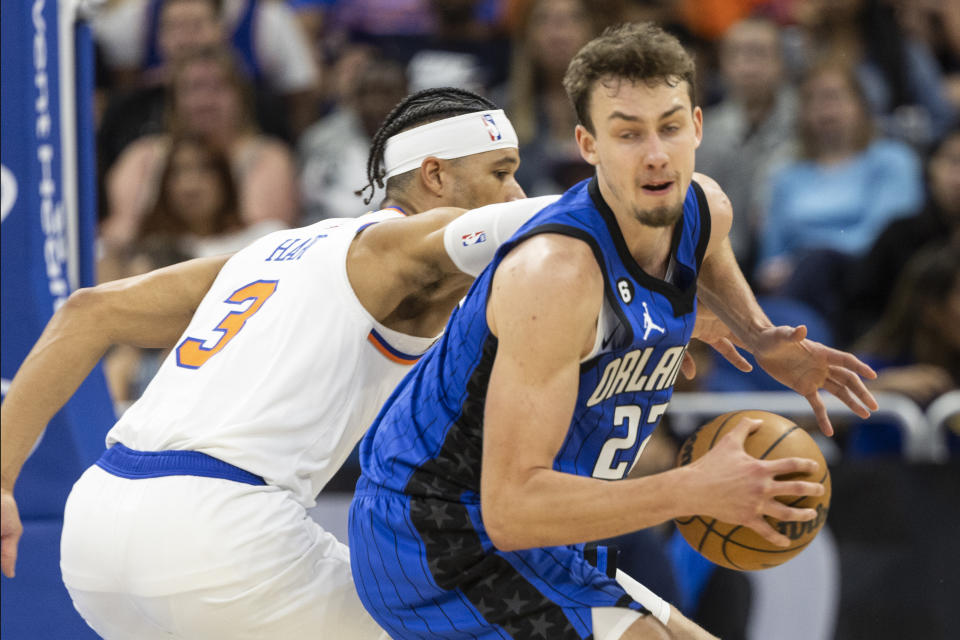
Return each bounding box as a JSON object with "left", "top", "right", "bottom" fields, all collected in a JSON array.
[
  {"left": 575, "top": 125, "right": 599, "bottom": 166},
  {"left": 419, "top": 157, "right": 445, "bottom": 198},
  {"left": 692, "top": 106, "right": 703, "bottom": 149}
]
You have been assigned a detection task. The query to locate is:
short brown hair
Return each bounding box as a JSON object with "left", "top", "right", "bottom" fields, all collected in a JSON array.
[{"left": 563, "top": 22, "right": 695, "bottom": 133}]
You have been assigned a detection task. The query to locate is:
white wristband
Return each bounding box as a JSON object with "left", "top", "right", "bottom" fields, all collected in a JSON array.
[
  {"left": 615, "top": 569, "right": 671, "bottom": 626},
  {"left": 442, "top": 195, "right": 561, "bottom": 276}
]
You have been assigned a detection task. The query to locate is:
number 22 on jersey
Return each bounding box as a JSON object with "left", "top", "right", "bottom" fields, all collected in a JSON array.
[{"left": 176, "top": 280, "right": 279, "bottom": 369}]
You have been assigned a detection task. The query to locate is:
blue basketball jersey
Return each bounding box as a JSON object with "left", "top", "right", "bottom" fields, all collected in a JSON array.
[
  {"left": 351, "top": 176, "right": 712, "bottom": 638},
  {"left": 358, "top": 176, "right": 710, "bottom": 497}
]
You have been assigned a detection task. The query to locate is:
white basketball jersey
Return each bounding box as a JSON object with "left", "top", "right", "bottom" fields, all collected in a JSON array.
[{"left": 106, "top": 209, "right": 436, "bottom": 507}]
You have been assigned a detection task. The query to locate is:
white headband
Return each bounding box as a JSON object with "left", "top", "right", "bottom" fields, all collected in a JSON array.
[{"left": 383, "top": 109, "right": 519, "bottom": 179}]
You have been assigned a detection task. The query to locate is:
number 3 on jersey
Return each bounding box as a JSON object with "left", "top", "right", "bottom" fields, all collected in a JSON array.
[{"left": 176, "top": 280, "right": 279, "bottom": 369}]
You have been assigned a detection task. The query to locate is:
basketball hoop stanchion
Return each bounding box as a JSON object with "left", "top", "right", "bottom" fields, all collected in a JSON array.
[
  {"left": 1, "top": 1, "right": 113, "bottom": 638},
  {"left": 668, "top": 391, "right": 943, "bottom": 463}
]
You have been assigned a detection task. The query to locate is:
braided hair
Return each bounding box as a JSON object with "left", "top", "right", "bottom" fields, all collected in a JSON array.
[{"left": 355, "top": 87, "right": 498, "bottom": 205}]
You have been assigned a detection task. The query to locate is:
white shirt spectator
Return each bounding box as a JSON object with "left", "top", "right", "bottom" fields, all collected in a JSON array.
[{"left": 93, "top": 0, "right": 318, "bottom": 94}]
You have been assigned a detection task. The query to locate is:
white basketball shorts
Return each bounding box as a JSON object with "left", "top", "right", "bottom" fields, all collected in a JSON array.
[{"left": 61, "top": 465, "right": 387, "bottom": 639}]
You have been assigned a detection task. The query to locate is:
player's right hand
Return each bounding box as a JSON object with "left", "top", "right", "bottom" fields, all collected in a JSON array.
[
  {"left": 684, "top": 417, "right": 825, "bottom": 547},
  {"left": 1, "top": 488, "right": 23, "bottom": 578}
]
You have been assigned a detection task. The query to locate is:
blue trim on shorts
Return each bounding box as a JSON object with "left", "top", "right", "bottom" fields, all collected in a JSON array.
[{"left": 96, "top": 443, "right": 266, "bottom": 485}]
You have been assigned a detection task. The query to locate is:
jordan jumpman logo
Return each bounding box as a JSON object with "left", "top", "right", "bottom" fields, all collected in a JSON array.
[{"left": 641, "top": 302, "right": 666, "bottom": 340}]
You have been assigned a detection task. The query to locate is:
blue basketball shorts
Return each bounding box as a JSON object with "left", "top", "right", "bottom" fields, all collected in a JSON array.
[{"left": 349, "top": 481, "right": 646, "bottom": 639}]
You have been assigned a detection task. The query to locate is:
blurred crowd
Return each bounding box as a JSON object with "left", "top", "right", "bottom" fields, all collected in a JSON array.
[
  {"left": 89, "top": 0, "right": 958, "bottom": 452},
  {"left": 80, "top": 2, "right": 959, "bottom": 635}
]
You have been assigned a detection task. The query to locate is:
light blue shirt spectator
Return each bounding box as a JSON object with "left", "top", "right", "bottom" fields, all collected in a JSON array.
[{"left": 760, "top": 138, "right": 923, "bottom": 264}]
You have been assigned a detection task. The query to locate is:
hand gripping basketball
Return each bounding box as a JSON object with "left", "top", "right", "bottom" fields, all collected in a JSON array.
[{"left": 674, "top": 411, "right": 831, "bottom": 570}]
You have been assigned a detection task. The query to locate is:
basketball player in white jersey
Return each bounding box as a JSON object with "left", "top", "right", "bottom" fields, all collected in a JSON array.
[{"left": 0, "top": 88, "right": 549, "bottom": 639}]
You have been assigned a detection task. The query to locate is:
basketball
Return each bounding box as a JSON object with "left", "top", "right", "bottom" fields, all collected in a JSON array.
[{"left": 674, "top": 410, "right": 831, "bottom": 571}]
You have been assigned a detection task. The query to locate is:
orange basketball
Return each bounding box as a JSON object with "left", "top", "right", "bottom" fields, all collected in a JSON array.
[{"left": 674, "top": 410, "right": 831, "bottom": 571}]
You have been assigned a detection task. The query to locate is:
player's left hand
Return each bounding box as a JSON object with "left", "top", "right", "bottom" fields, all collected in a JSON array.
[
  {"left": 1, "top": 488, "right": 23, "bottom": 578},
  {"left": 751, "top": 324, "right": 879, "bottom": 436}
]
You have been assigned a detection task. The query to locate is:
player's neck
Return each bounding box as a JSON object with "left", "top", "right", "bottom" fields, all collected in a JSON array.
[
  {"left": 627, "top": 225, "right": 674, "bottom": 279},
  {"left": 380, "top": 194, "right": 420, "bottom": 215},
  {"left": 596, "top": 175, "right": 675, "bottom": 276}
]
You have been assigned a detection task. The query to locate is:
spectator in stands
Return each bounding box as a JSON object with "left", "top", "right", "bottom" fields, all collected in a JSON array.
[
  {"left": 842, "top": 242, "right": 960, "bottom": 456},
  {"left": 895, "top": 0, "right": 960, "bottom": 114},
  {"left": 100, "top": 135, "right": 287, "bottom": 282},
  {"left": 337, "top": 0, "right": 510, "bottom": 95},
  {"left": 101, "top": 136, "right": 252, "bottom": 402},
  {"left": 677, "top": 0, "right": 765, "bottom": 43},
  {"left": 794, "top": 0, "right": 956, "bottom": 148},
  {"left": 299, "top": 54, "right": 408, "bottom": 221},
  {"left": 756, "top": 61, "right": 923, "bottom": 328},
  {"left": 96, "top": 0, "right": 225, "bottom": 218},
  {"left": 93, "top": 0, "right": 320, "bottom": 137},
  {"left": 101, "top": 46, "right": 298, "bottom": 261},
  {"left": 136, "top": 135, "right": 258, "bottom": 256},
  {"left": 855, "top": 242, "right": 959, "bottom": 406},
  {"left": 844, "top": 126, "right": 960, "bottom": 344},
  {"left": 497, "top": 0, "right": 604, "bottom": 194},
  {"left": 286, "top": 0, "right": 334, "bottom": 73},
  {"left": 697, "top": 15, "right": 797, "bottom": 274},
  {"left": 326, "top": 0, "right": 436, "bottom": 37}
]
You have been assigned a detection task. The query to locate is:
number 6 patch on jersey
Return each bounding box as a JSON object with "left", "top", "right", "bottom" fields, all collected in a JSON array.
[{"left": 176, "top": 280, "right": 279, "bottom": 369}]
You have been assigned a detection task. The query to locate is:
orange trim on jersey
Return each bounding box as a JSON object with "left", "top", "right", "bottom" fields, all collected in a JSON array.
[{"left": 367, "top": 330, "right": 421, "bottom": 365}]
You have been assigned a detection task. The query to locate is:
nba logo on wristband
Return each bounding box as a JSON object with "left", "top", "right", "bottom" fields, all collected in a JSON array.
[{"left": 460, "top": 231, "right": 487, "bottom": 246}]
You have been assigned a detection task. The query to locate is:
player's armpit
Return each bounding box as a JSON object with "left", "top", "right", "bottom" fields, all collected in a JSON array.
[{"left": 346, "top": 207, "right": 468, "bottom": 319}]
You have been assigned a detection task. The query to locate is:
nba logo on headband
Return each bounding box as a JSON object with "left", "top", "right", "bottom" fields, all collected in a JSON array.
[
  {"left": 482, "top": 113, "right": 502, "bottom": 141},
  {"left": 383, "top": 109, "right": 518, "bottom": 178}
]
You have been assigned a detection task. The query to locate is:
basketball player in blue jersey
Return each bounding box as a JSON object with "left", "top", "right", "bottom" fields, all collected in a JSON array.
[{"left": 349, "top": 24, "right": 879, "bottom": 639}]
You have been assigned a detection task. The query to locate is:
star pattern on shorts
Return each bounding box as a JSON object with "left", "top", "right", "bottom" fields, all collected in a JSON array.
[
  {"left": 528, "top": 613, "right": 554, "bottom": 638},
  {"left": 426, "top": 502, "right": 455, "bottom": 528},
  {"left": 475, "top": 573, "right": 498, "bottom": 591},
  {"left": 474, "top": 597, "right": 496, "bottom": 618},
  {"left": 448, "top": 450, "right": 476, "bottom": 477},
  {"left": 503, "top": 591, "right": 527, "bottom": 616},
  {"left": 422, "top": 474, "right": 450, "bottom": 498},
  {"left": 446, "top": 536, "right": 465, "bottom": 554}
]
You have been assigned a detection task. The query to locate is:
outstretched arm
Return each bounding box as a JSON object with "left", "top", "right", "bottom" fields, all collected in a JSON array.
[
  {"left": 693, "top": 173, "right": 877, "bottom": 435},
  {"left": 0, "top": 254, "right": 229, "bottom": 578}
]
